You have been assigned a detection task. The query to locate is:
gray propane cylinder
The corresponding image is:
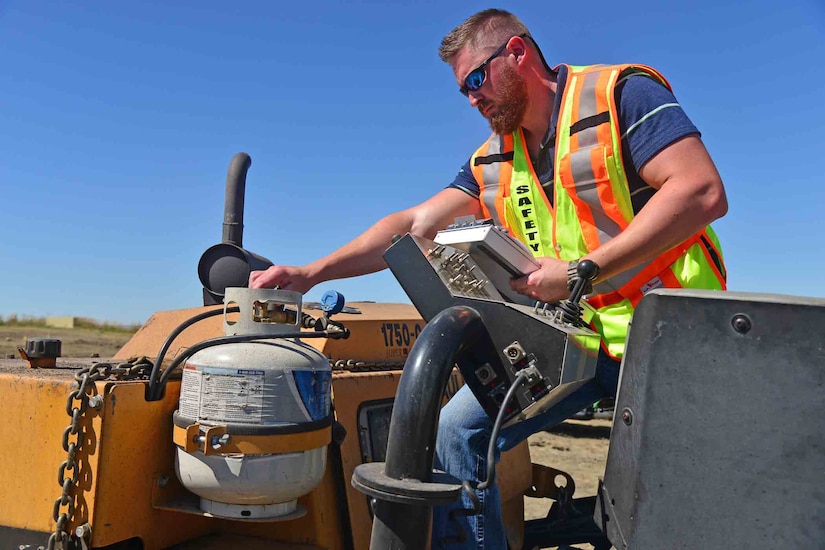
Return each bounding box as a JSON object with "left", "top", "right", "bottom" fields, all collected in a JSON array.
[{"left": 174, "top": 287, "right": 332, "bottom": 519}]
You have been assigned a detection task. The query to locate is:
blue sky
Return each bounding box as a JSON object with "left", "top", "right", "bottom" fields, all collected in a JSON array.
[{"left": 1, "top": 0, "right": 823, "bottom": 324}]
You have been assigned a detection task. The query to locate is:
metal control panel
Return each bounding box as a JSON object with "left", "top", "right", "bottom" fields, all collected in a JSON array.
[
  {"left": 384, "top": 232, "right": 600, "bottom": 426},
  {"left": 433, "top": 218, "right": 539, "bottom": 303}
]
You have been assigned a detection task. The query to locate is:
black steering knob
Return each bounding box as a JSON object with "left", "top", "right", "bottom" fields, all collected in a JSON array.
[
  {"left": 557, "top": 259, "right": 602, "bottom": 326},
  {"left": 577, "top": 259, "right": 600, "bottom": 282}
]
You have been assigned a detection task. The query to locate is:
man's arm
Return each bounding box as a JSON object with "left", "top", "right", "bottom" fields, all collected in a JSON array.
[
  {"left": 584, "top": 135, "right": 727, "bottom": 279},
  {"left": 511, "top": 135, "right": 727, "bottom": 302},
  {"left": 249, "top": 188, "right": 483, "bottom": 293}
]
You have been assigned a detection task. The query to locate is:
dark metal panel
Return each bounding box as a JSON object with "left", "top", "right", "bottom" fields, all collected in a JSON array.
[
  {"left": 383, "top": 234, "right": 600, "bottom": 425},
  {"left": 599, "top": 289, "right": 825, "bottom": 549}
]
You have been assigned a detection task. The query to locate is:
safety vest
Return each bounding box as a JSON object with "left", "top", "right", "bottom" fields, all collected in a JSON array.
[{"left": 469, "top": 64, "right": 726, "bottom": 359}]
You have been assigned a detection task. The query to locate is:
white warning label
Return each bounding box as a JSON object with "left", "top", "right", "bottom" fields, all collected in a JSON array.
[
  {"left": 179, "top": 365, "right": 202, "bottom": 419},
  {"left": 198, "top": 367, "right": 266, "bottom": 423}
]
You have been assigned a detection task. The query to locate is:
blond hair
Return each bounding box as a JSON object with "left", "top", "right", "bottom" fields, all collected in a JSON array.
[{"left": 438, "top": 9, "right": 530, "bottom": 63}]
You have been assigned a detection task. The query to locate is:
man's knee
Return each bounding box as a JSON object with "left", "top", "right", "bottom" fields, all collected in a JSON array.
[{"left": 438, "top": 389, "right": 492, "bottom": 438}]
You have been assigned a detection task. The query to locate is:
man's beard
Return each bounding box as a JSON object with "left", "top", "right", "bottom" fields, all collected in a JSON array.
[{"left": 482, "top": 63, "right": 528, "bottom": 135}]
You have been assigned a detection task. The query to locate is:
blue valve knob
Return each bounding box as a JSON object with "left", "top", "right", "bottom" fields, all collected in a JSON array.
[{"left": 320, "top": 290, "right": 346, "bottom": 316}]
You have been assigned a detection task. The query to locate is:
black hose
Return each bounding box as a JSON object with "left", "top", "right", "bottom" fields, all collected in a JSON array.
[
  {"left": 442, "top": 369, "right": 532, "bottom": 544},
  {"left": 146, "top": 307, "right": 239, "bottom": 401},
  {"left": 478, "top": 369, "right": 530, "bottom": 491},
  {"left": 149, "top": 330, "right": 344, "bottom": 401}
]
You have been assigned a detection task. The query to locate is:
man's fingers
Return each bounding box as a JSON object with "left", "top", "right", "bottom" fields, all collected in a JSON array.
[
  {"left": 249, "top": 269, "right": 277, "bottom": 289},
  {"left": 249, "top": 270, "right": 265, "bottom": 287},
  {"left": 510, "top": 274, "right": 528, "bottom": 292}
]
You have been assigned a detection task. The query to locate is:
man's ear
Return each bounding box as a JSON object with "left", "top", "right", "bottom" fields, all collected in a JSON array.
[{"left": 510, "top": 36, "right": 528, "bottom": 64}]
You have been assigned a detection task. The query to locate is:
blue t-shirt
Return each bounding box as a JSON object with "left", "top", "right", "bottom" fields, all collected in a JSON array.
[{"left": 448, "top": 64, "right": 699, "bottom": 215}]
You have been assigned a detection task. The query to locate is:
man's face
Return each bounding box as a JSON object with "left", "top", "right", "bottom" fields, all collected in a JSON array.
[
  {"left": 482, "top": 61, "right": 528, "bottom": 135},
  {"left": 453, "top": 43, "right": 529, "bottom": 135}
]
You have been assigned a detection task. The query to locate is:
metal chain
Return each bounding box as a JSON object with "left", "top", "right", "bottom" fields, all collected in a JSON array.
[
  {"left": 331, "top": 358, "right": 463, "bottom": 400},
  {"left": 331, "top": 359, "right": 406, "bottom": 372},
  {"left": 46, "top": 358, "right": 152, "bottom": 550}
]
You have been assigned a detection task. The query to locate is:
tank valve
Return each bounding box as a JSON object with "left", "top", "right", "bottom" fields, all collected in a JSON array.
[
  {"left": 313, "top": 290, "right": 350, "bottom": 338},
  {"left": 320, "top": 290, "right": 346, "bottom": 316},
  {"left": 252, "top": 301, "right": 296, "bottom": 325}
]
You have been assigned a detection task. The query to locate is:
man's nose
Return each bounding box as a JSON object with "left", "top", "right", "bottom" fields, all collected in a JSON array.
[{"left": 467, "top": 90, "right": 483, "bottom": 108}]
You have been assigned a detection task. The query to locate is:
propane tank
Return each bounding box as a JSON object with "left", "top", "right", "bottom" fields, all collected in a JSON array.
[{"left": 173, "top": 287, "right": 332, "bottom": 519}]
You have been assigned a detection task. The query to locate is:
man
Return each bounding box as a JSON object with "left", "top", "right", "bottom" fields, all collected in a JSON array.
[{"left": 251, "top": 8, "right": 727, "bottom": 548}]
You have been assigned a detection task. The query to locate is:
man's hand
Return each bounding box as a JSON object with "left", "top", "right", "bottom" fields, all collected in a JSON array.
[
  {"left": 510, "top": 257, "right": 569, "bottom": 303},
  {"left": 246, "top": 188, "right": 481, "bottom": 296},
  {"left": 249, "top": 265, "right": 314, "bottom": 294}
]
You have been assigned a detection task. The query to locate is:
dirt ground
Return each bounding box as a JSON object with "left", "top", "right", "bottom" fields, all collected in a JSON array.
[
  {"left": 0, "top": 325, "right": 132, "bottom": 359},
  {"left": 522, "top": 418, "right": 612, "bottom": 550},
  {"left": 524, "top": 418, "right": 612, "bottom": 520}
]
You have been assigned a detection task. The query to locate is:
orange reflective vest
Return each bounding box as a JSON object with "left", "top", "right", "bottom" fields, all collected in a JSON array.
[{"left": 469, "top": 63, "right": 726, "bottom": 359}]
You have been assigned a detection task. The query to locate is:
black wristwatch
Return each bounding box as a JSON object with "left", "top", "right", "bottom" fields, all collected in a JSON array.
[{"left": 566, "top": 260, "right": 579, "bottom": 291}]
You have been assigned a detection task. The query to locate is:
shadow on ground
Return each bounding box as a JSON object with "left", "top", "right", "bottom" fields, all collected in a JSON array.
[{"left": 547, "top": 421, "right": 612, "bottom": 439}]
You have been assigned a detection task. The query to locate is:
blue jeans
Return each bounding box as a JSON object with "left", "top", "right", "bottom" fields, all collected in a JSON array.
[{"left": 431, "top": 352, "right": 620, "bottom": 549}]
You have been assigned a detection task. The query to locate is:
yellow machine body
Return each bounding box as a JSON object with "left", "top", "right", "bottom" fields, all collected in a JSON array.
[{"left": 0, "top": 302, "right": 532, "bottom": 549}]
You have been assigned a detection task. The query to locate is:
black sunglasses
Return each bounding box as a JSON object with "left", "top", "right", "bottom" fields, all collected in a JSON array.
[{"left": 459, "top": 33, "right": 528, "bottom": 96}]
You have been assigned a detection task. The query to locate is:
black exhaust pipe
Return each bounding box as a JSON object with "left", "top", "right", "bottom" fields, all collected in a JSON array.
[
  {"left": 222, "top": 152, "right": 251, "bottom": 247},
  {"left": 198, "top": 152, "right": 273, "bottom": 305}
]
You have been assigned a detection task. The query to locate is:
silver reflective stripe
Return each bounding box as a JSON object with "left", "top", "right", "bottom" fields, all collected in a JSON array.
[
  {"left": 577, "top": 72, "right": 600, "bottom": 148},
  {"left": 480, "top": 134, "right": 504, "bottom": 226},
  {"left": 593, "top": 259, "right": 653, "bottom": 295},
  {"left": 571, "top": 67, "right": 664, "bottom": 300},
  {"left": 569, "top": 148, "right": 621, "bottom": 243}
]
